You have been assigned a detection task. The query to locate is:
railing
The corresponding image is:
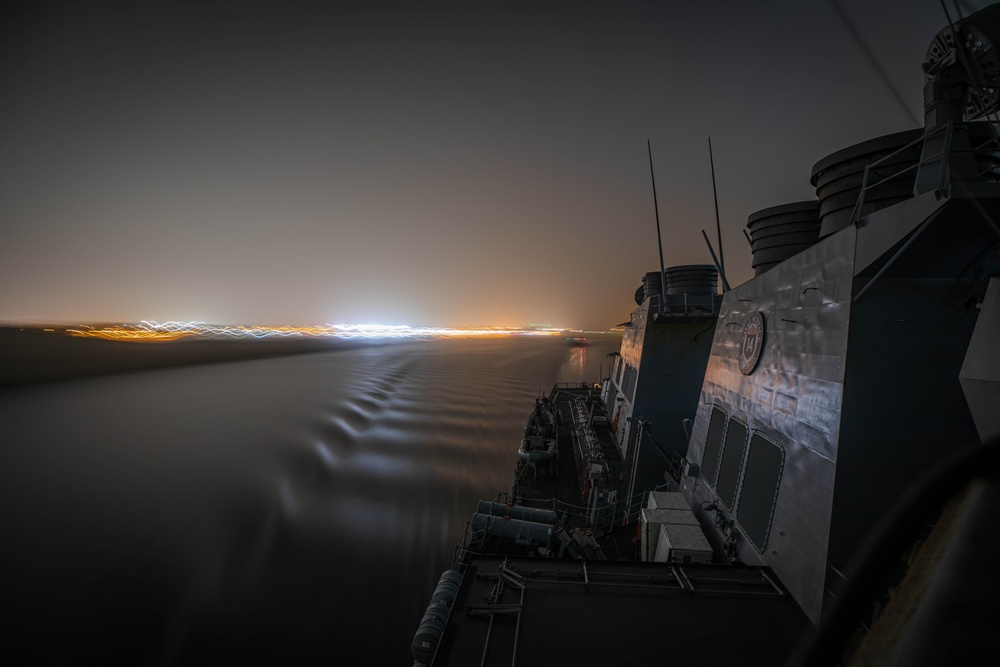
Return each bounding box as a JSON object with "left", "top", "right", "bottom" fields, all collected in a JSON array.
[
  {"left": 848, "top": 120, "right": 1000, "bottom": 228},
  {"left": 551, "top": 381, "right": 599, "bottom": 392},
  {"left": 847, "top": 121, "right": 1000, "bottom": 304},
  {"left": 508, "top": 483, "right": 674, "bottom": 536},
  {"left": 649, "top": 292, "right": 723, "bottom": 316},
  {"left": 451, "top": 482, "right": 676, "bottom": 564}
]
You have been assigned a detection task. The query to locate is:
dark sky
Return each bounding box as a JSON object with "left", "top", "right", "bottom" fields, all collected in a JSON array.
[{"left": 0, "top": 1, "right": 975, "bottom": 330}]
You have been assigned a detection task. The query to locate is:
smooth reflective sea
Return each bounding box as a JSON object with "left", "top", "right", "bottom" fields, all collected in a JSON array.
[{"left": 0, "top": 335, "right": 620, "bottom": 665}]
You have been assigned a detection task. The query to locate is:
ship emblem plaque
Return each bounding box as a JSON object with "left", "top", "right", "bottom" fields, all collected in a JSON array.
[{"left": 739, "top": 311, "right": 765, "bottom": 375}]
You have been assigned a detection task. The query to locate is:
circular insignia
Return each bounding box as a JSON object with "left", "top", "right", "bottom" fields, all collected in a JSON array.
[{"left": 738, "top": 311, "right": 765, "bottom": 375}]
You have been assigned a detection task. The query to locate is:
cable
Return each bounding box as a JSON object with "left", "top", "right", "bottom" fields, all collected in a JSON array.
[{"left": 827, "top": 0, "right": 921, "bottom": 127}]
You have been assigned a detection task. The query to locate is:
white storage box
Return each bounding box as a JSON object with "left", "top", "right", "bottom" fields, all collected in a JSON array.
[
  {"left": 640, "top": 507, "right": 700, "bottom": 561},
  {"left": 653, "top": 523, "right": 713, "bottom": 564},
  {"left": 647, "top": 491, "right": 689, "bottom": 510}
]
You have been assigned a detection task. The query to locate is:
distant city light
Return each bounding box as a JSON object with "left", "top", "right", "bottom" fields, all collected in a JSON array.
[{"left": 65, "top": 321, "right": 572, "bottom": 341}]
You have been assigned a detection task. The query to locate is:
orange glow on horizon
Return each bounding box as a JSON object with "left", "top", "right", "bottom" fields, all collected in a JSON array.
[{"left": 64, "top": 321, "right": 601, "bottom": 342}]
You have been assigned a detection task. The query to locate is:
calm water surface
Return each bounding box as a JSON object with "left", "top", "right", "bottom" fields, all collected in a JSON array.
[{"left": 0, "top": 335, "right": 619, "bottom": 665}]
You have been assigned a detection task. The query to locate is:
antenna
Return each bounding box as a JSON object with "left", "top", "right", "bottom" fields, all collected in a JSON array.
[
  {"left": 708, "top": 137, "right": 725, "bottom": 278},
  {"left": 702, "top": 229, "right": 731, "bottom": 292},
  {"left": 647, "top": 140, "right": 668, "bottom": 310}
]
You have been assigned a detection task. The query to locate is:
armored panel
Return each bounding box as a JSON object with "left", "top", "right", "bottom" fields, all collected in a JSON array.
[
  {"left": 701, "top": 407, "right": 728, "bottom": 484},
  {"left": 716, "top": 419, "right": 748, "bottom": 510},
  {"left": 832, "top": 278, "right": 987, "bottom": 567},
  {"left": 682, "top": 227, "right": 856, "bottom": 623},
  {"left": 626, "top": 314, "right": 719, "bottom": 490},
  {"left": 615, "top": 267, "right": 720, "bottom": 492},
  {"left": 737, "top": 433, "right": 785, "bottom": 551},
  {"left": 825, "top": 191, "right": 1000, "bottom": 576}
]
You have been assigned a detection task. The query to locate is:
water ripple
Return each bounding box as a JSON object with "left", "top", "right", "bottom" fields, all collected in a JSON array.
[{"left": 0, "top": 334, "right": 623, "bottom": 665}]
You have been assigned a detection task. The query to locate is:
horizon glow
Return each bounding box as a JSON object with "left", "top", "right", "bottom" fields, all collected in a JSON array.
[{"left": 64, "top": 320, "right": 608, "bottom": 341}]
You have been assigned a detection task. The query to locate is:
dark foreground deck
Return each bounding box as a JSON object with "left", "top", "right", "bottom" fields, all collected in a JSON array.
[
  {"left": 428, "top": 555, "right": 809, "bottom": 667},
  {"left": 412, "top": 384, "right": 813, "bottom": 667}
]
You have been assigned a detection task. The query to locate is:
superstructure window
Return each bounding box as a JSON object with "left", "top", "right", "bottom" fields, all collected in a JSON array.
[
  {"left": 737, "top": 433, "right": 784, "bottom": 552},
  {"left": 716, "top": 419, "right": 748, "bottom": 511},
  {"left": 701, "top": 407, "right": 727, "bottom": 484}
]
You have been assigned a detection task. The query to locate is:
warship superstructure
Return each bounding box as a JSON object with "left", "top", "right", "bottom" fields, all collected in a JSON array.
[
  {"left": 603, "top": 265, "right": 721, "bottom": 500},
  {"left": 411, "top": 6, "right": 1000, "bottom": 666}
]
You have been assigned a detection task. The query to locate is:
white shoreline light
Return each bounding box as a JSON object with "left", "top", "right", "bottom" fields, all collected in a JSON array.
[{"left": 66, "top": 321, "right": 573, "bottom": 340}]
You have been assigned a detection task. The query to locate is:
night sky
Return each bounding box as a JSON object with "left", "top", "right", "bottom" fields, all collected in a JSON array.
[{"left": 0, "top": 1, "right": 972, "bottom": 330}]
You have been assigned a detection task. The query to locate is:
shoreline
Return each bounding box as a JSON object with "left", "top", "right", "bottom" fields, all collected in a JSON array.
[{"left": 0, "top": 327, "right": 387, "bottom": 388}]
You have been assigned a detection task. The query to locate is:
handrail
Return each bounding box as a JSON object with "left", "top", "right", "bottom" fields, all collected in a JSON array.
[
  {"left": 650, "top": 292, "right": 722, "bottom": 316},
  {"left": 452, "top": 479, "right": 681, "bottom": 569},
  {"left": 551, "top": 381, "right": 598, "bottom": 391},
  {"left": 846, "top": 124, "right": 941, "bottom": 226},
  {"left": 847, "top": 120, "right": 1000, "bottom": 227}
]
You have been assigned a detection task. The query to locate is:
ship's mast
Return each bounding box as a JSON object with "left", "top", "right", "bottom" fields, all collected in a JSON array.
[
  {"left": 708, "top": 137, "right": 725, "bottom": 280},
  {"left": 647, "top": 140, "right": 668, "bottom": 309}
]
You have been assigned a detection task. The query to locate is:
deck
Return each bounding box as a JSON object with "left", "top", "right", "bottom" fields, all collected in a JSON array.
[
  {"left": 427, "top": 555, "right": 809, "bottom": 667},
  {"left": 414, "top": 384, "right": 810, "bottom": 667},
  {"left": 487, "top": 383, "right": 642, "bottom": 561}
]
